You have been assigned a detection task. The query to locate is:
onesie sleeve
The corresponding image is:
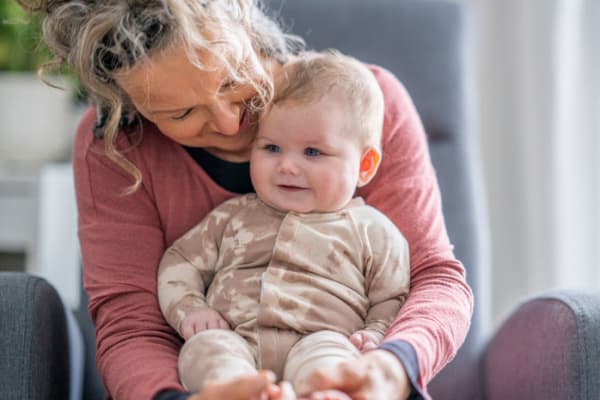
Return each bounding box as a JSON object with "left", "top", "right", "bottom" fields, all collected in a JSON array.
[
  {"left": 359, "top": 208, "right": 410, "bottom": 336},
  {"left": 157, "top": 196, "right": 244, "bottom": 336}
]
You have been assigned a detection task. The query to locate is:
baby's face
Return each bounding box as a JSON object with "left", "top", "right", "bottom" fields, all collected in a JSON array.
[{"left": 250, "top": 99, "right": 363, "bottom": 213}]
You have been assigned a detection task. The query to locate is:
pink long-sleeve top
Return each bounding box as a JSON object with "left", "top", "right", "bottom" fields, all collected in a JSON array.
[{"left": 73, "top": 65, "right": 473, "bottom": 400}]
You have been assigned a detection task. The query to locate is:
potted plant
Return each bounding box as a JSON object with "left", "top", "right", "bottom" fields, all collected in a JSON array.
[{"left": 0, "top": 1, "right": 83, "bottom": 166}]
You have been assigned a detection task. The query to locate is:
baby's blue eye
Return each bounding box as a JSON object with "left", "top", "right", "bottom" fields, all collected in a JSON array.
[
  {"left": 265, "top": 144, "right": 281, "bottom": 153},
  {"left": 304, "top": 147, "right": 321, "bottom": 157}
]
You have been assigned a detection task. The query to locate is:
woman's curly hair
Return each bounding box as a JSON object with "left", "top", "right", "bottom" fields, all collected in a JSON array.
[{"left": 16, "top": 0, "right": 303, "bottom": 192}]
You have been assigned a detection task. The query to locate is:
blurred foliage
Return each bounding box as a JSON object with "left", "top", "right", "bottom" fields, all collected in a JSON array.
[
  {"left": 0, "top": 1, "right": 51, "bottom": 71},
  {"left": 0, "top": 1, "right": 87, "bottom": 102}
]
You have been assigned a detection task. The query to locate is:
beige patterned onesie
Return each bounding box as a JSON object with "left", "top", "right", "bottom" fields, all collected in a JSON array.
[{"left": 158, "top": 193, "right": 410, "bottom": 393}]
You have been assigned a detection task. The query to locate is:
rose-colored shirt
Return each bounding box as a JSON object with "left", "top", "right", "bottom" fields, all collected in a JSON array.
[{"left": 74, "top": 65, "right": 473, "bottom": 400}]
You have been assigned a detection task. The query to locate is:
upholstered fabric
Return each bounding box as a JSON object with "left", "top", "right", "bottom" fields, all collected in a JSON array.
[
  {"left": 484, "top": 290, "right": 600, "bottom": 400},
  {"left": 0, "top": 273, "right": 72, "bottom": 400},
  {"left": 269, "top": 1, "right": 488, "bottom": 398}
]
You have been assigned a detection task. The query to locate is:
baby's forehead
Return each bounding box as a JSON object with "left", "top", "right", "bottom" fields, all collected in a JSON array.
[
  {"left": 271, "top": 91, "right": 346, "bottom": 109},
  {"left": 264, "top": 98, "right": 360, "bottom": 135},
  {"left": 265, "top": 96, "right": 352, "bottom": 126}
]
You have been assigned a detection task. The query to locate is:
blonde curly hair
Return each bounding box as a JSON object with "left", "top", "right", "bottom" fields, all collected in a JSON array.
[{"left": 17, "top": 0, "right": 303, "bottom": 192}]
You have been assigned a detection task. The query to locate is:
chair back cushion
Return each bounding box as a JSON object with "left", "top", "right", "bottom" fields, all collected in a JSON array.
[{"left": 268, "top": 1, "right": 489, "bottom": 397}]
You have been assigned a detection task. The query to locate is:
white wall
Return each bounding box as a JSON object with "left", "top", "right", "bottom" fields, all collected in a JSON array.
[{"left": 465, "top": 0, "right": 600, "bottom": 327}]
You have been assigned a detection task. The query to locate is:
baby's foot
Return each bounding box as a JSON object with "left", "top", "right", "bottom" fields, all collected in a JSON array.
[{"left": 307, "top": 390, "right": 352, "bottom": 400}]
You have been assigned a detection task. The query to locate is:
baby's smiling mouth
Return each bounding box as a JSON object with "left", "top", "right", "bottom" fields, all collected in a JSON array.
[{"left": 277, "top": 184, "right": 307, "bottom": 191}]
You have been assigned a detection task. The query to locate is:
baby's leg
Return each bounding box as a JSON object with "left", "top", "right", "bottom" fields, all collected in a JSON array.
[
  {"left": 283, "top": 330, "right": 359, "bottom": 397},
  {"left": 178, "top": 329, "right": 257, "bottom": 392}
]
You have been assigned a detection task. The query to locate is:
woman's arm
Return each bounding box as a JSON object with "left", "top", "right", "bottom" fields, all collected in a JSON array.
[
  {"left": 365, "top": 66, "right": 473, "bottom": 387},
  {"left": 361, "top": 66, "right": 474, "bottom": 395},
  {"left": 74, "top": 108, "right": 185, "bottom": 399}
]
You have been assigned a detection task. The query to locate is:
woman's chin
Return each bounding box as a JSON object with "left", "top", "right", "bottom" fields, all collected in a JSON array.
[{"left": 204, "top": 143, "right": 252, "bottom": 161}]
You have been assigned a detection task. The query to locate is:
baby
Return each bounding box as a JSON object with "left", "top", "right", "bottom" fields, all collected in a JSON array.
[{"left": 157, "top": 51, "right": 410, "bottom": 397}]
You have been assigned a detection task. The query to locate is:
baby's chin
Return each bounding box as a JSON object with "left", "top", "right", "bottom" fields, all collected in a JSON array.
[
  {"left": 265, "top": 201, "right": 314, "bottom": 214},
  {"left": 274, "top": 203, "right": 345, "bottom": 214},
  {"left": 259, "top": 192, "right": 349, "bottom": 213}
]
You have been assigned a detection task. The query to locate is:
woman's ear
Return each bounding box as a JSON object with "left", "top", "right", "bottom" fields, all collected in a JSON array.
[{"left": 357, "top": 147, "right": 382, "bottom": 187}]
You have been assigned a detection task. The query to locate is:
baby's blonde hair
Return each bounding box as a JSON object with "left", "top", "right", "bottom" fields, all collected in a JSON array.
[
  {"left": 17, "top": 0, "right": 303, "bottom": 192},
  {"left": 272, "top": 51, "right": 384, "bottom": 149}
]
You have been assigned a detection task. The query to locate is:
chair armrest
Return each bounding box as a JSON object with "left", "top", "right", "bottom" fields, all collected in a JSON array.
[
  {"left": 0, "top": 272, "right": 72, "bottom": 399},
  {"left": 483, "top": 290, "right": 600, "bottom": 400}
]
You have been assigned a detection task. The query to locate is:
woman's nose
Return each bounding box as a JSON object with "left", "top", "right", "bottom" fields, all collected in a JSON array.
[{"left": 209, "top": 101, "right": 240, "bottom": 136}]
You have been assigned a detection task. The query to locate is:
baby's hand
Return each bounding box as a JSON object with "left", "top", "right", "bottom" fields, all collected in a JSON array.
[
  {"left": 181, "top": 308, "right": 230, "bottom": 340},
  {"left": 349, "top": 330, "right": 383, "bottom": 352}
]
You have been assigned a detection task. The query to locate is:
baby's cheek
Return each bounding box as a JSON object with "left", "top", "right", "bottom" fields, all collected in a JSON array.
[{"left": 325, "top": 175, "right": 357, "bottom": 204}]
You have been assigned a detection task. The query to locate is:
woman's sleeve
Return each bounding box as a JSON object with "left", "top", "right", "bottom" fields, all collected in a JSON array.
[
  {"left": 359, "top": 67, "right": 474, "bottom": 391},
  {"left": 73, "top": 108, "right": 185, "bottom": 400}
]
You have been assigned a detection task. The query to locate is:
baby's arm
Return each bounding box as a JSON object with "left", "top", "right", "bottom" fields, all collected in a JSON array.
[
  {"left": 158, "top": 221, "right": 222, "bottom": 338},
  {"left": 355, "top": 208, "right": 411, "bottom": 351},
  {"left": 158, "top": 197, "right": 245, "bottom": 338}
]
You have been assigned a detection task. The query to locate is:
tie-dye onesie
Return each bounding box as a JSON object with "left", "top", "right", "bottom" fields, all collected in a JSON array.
[{"left": 157, "top": 193, "right": 410, "bottom": 392}]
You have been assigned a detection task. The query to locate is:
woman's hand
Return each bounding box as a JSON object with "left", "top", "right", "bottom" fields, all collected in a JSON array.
[
  {"left": 181, "top": 308, "right": 231, "bottom": 340},
  {"left": 301, "top": 350, "right": 411, "bottom": 400},
  {"left": 188, "top": 371, "right": 294, "bottom": 400}
]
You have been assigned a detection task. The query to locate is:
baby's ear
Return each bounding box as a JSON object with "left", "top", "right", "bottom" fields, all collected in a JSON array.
[{"left": 357, "top": 147, "right": 382, "bottom": 187}]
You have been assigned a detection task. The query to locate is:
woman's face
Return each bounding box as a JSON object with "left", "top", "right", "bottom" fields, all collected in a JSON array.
[{"left": 116, "top": 45, "right": 260, "bottom": 160}]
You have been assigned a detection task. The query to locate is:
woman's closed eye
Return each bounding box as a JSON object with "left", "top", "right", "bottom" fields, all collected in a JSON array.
[{"left": 171, "top": 108, "right": 194, "bottom": 121}]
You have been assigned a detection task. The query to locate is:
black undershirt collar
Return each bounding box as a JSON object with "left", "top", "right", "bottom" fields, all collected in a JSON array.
[{"left": 184, "top": 146, "right": 254, "bottom": 194}]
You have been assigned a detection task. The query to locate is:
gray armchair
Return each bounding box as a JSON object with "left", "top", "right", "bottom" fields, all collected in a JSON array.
[{"left": 1, "top": 1, "right": 599, "bottom": 399}]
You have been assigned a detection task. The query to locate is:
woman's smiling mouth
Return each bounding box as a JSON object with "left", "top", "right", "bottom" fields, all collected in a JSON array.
[{"left": 239, "top": 107, "right": 250, "bottom": 130}]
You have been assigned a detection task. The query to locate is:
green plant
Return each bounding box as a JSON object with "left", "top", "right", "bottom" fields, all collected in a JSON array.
[
  {"left": 0, "top": 1, "right": 88, "bottom": 102},
  {"left": 0, "top": 1, "right": 50, "bottom": 71}
]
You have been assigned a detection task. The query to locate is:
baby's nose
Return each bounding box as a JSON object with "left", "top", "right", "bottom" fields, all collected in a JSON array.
[{"left": 278, "top": 157, "right": 300, "bottom": 175}]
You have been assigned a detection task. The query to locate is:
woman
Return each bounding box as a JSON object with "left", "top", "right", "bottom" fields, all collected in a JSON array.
[{"left": 17, "top": 1, "right": 473, "bottom": 399}]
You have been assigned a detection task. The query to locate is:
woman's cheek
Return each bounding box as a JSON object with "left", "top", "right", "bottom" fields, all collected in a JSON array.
[{"left": 158, "top": 121, "right": 196, "bottom": 142}]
